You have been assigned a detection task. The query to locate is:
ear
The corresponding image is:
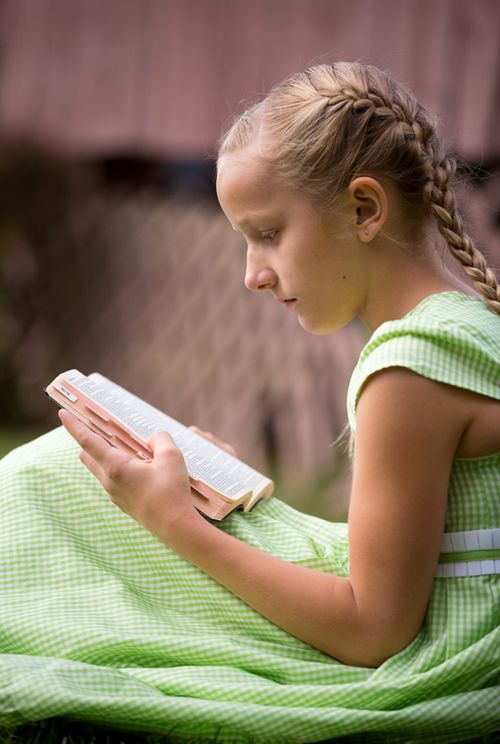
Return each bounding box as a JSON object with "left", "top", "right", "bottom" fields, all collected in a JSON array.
[{"left": 347, "top": 176, "right": 389, "bottom": 243}]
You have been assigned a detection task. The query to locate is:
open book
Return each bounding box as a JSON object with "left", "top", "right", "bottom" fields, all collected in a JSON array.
[{"left": 45, "top": 370, "right": 274, "bottom": 520}]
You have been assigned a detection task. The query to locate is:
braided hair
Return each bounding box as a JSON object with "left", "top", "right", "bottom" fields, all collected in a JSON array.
[{"left": 219, "top": 62, "right": 500, "bottom": 315}]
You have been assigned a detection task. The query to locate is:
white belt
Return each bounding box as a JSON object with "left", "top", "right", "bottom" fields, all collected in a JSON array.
[{"left": 436, "top": 528, "right": 500, "bottom": 577}]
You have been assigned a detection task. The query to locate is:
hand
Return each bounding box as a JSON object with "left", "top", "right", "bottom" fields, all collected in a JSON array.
[
  {"left": 58, "top": 410, "right": 197, "bottom": 537},
  {"left": 189, "top": 426, "right": 238, "bottom": 458}
]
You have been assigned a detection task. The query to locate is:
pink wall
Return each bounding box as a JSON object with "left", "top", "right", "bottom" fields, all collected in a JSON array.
[{"left": 0, "top": 0, "right": 499, "bottom": 158}]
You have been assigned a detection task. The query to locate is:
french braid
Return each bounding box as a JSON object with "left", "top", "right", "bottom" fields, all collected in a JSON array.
[
  {"left": 219, "top": 62, "right": 500, "bottom": 315},
  {"left": 421, "top": 147, "right": 500, "bottom": 314}
]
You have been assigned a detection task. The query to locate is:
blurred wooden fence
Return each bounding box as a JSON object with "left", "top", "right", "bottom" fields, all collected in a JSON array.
[
  {"left": 0, "top": 0, "right": 499, "bottom": 520},
  {"left": 0, "top": 149, "right": 366, "bottom": 517}
]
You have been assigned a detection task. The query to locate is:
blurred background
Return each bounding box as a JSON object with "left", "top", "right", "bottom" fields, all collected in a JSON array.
[{"left": 0, "top": 0, "right": 499, "bottom": 520}]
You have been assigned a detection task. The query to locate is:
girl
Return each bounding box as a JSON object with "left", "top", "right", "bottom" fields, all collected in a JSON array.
[{"left": 1, "top": 62, "right": 499, "bottom": 742}]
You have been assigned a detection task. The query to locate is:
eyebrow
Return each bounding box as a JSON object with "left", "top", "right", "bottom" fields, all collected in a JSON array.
[{"left": 233, "top": 212, "right": 279, "bottom": 231}]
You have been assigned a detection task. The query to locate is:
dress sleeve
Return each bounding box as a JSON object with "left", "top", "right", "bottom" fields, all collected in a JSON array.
[{"left": 346, "top": 307, "right": 500, "bottom": 435}]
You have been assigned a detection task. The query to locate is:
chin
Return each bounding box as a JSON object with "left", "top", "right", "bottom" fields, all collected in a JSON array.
[{"left": 298, "top": 316, "right": 344, "bottom": 335}]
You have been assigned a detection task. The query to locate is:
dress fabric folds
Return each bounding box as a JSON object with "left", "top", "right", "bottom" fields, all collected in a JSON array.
[{"left": 0, "top": 292, "right": 499, "bottom": 743}]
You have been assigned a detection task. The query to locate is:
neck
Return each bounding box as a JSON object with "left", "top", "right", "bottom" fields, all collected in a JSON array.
[{"left": 359, "top": 235, "right": 478, "bottom": 331}]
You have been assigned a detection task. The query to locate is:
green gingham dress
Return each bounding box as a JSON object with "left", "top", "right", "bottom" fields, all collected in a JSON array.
[{"left": 0, "top": 291, "right": 499, "bottom": 743}]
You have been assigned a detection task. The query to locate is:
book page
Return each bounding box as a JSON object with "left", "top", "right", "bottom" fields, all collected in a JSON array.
[{"left": 61, "top": 371, "right": 272, "bottom": 501}]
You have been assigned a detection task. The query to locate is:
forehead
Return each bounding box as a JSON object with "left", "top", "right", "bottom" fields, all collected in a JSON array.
[{"left": 216, "top": 148, "right": 290, "bottom": 227}]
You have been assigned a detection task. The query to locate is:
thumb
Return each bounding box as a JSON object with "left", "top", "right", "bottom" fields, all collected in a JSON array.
[{"left": 148, "top": 431, "right": 183, "bottom": 461}]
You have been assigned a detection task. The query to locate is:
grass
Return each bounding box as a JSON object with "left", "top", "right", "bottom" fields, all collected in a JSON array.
[
  {"left": 0, "top": 426, "right": 47, "bottom": 460},
  {"left": 0, "top": 720, "right": 176, "bottom": 743},
  {"left": 1, "top": 721, "right": 496, "bottom": 744}
]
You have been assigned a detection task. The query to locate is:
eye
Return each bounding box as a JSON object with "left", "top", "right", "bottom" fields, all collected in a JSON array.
[{"left": 261, "top": 230, "right": 278, "bottom": 243}]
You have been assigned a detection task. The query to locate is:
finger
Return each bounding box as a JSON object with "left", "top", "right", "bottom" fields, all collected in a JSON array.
[
  {"left": 204, "top": 431, "right": 236, "bottom": 456},
  {"left": 59, "top": 410, "right": 110, "bottom": 457},
  {"left": 58, "top": 411, "right": 114, "bottom": 484},
  {"left": 59, "top": 410, "right": 128, "bottom": 469},
  {"left": 148, "top": 431, "right": 185, "bottom": 462},
  {"left": 79, "top": 447, "right": 107, "bottom": 483},
  {"left": 188, "top": 426, "right": 237, "bottom": 457}
]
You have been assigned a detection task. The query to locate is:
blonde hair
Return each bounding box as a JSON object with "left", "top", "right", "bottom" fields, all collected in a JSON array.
[{"left": 219, "top": 62, "right": 500, "bottom": 315}]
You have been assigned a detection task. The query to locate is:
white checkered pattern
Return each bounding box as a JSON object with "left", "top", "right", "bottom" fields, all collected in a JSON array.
[{"left": 1, "top": 292, "right": 499, "bottom": 742}]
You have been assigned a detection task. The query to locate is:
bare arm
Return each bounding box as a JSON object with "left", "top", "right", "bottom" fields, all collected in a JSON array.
[{"left": 59, "top": 370, "right": 465, "bottom": 667}]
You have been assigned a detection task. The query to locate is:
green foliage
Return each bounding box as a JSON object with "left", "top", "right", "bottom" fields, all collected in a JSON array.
[{"left": 0, "top": 427, "right": 46, "bottom": 460}]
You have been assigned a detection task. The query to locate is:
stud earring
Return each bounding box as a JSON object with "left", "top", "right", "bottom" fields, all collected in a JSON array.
[{"left": 364, "top": 228, "right": 370, "bottom": 236}]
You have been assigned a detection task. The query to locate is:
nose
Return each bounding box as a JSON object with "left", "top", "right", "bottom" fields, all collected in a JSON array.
[{"left": 244, "top": 248, "right": 277, "bottom": 292}]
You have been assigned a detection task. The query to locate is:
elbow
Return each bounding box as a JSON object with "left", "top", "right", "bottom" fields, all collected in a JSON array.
[
  {"left": 331, "top": 623, "right": 420, "bottom": 668},
  {"left": 330, "top": 586, "right": 425, "bottom": 667},
  {"left": 334, "top": 639, "right": 410, "bottom": 669},
  {"left": 341, "top": 645, "right": 402, "bottom": 669},
  {"left": 314, "top": 580, "right": 424, "bottom": 667}
]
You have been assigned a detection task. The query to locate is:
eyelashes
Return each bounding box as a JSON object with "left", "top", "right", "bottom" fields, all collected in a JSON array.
[{"left": 261, "top": 230, "right": 279, "bottom": 243}]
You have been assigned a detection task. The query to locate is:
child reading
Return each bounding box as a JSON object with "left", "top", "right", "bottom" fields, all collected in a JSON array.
[{"left": 1, "top": 62, "right": 499, "bottom": 742}]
